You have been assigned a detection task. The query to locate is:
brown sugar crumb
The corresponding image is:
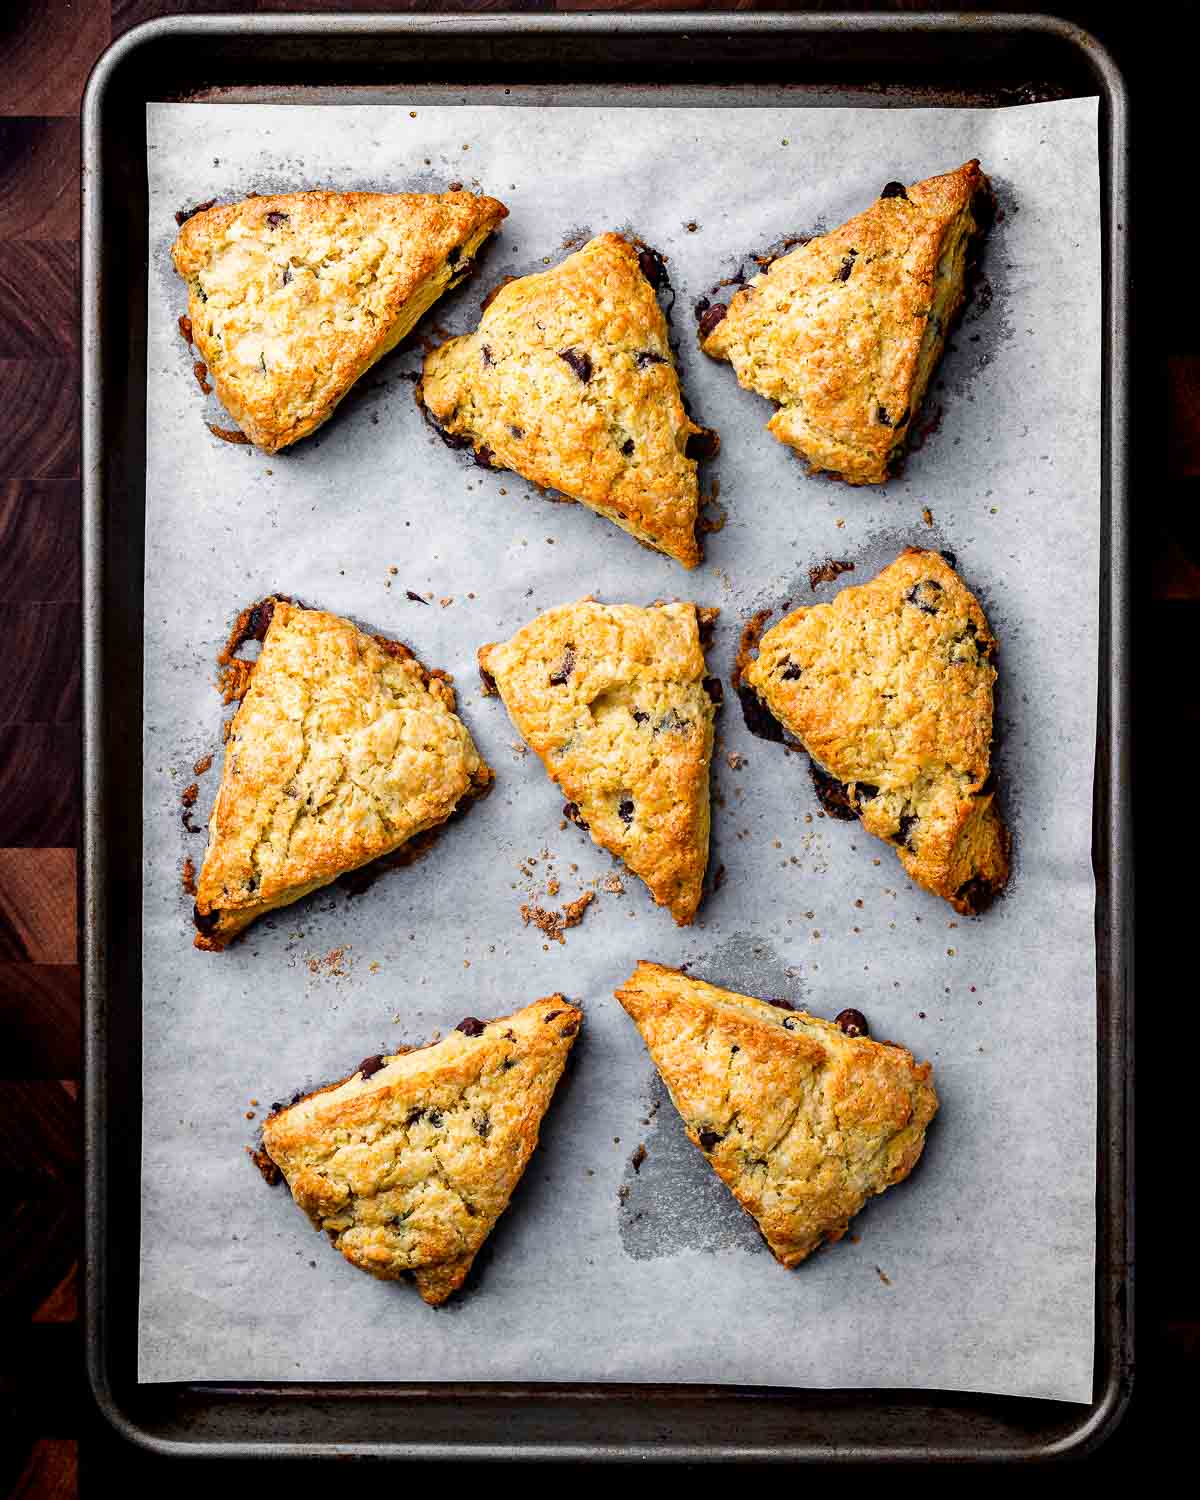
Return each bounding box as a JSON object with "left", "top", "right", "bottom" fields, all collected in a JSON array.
[
  {"left": 207, "top": 423, "right": 251, "bottom": 445},
  {"left": 808, "top": 558, "right": 855, "bottom": 590},
  {"left": 562, "top": 890, "right": 594, "bottom": 928},
  {"left": 193, "top": 361, "right": 212, "bottom": 394},
  {"left": 630, "top": 1143, "right": 647, "bottom": 1173},
  {"left": 306, "top": 945, "right": 352, "bottom": 977},
  {"left": 181, "top": 782, "right": 199, "bottom": 808},
  {"left": 547, "top": 877, "right": 560, "bottom": 897},
  {"left": 521, "top": 902, "right": 566, "bottom": 943},
  {"left": 178, "top": 314, "right": 193, "bottom": 344},
  {"left": 726, "top": 750, "right": 746, "bottom": 770},
  {"left": 439, "top": 596, "right": 453, "bottom": 609},
  {"left": 602, "top": 873, "right": 625, "bottom": 895},
  {"left": 922, "top": 507, "right": 934, "bottom": 526},
  {"left": 247, "top": 1145, "right": 281, "bottom": 1186},
  {"left": 193, "top": 753, "right": 213, "bottom": 776},
  {"left": 180, "top": 856, "right": 197, "bottom": 895}
]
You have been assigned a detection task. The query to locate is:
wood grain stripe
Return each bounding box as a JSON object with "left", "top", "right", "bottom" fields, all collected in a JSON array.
[
  {"left": 0, "top": 481, "right": 80, "bottom": 603},
  {"left": 0, "top": 242, "right": 78, "bottom": 358},
  {"left": 0, "top": 848, "right": 76, "bottom": 961},
  {"left": 0, "top": 118, "right": 79, "bottom": 241},
  {"left": 0, "top": 964, "right": 80, "bottom": 1077},
  {"left": 0, "top": 728, "right": 78, "bottom": 846},
  {"left": 0, "top": 361, "right": 79, "bottom": 479},
  {"left": 0, "top": 604, "right": 80, "bottom": 725},
  {"left": 0, "top": 0, "right": 109, "bottom": 117}
]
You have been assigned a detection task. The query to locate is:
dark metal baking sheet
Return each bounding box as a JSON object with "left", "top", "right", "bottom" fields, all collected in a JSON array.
[{"left": 81, "top": 12, "right": 1131, "bottom": 1462}]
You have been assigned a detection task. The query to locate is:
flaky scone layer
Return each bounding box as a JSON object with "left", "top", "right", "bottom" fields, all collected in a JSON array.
[
  {"left": 616, "top": 962, "right": 938, "bottom": 1266},
  {"left": 262, "top": 998, "right": 581, "bottom": 1304},
  {"left": 420, "top": 233, "right": 712, "bottom": 567},
  {"left": 479, "top": 599, "right": 717, "bottom": 924},
  {"left": 173, "top": 190, "right": 507, "bottom": 452},
  {"left": 194, "top": 599, "right": 490, "bottom": 949},
  {"left": 743, "top": 548, "right": 1009, "bottom": 913},
  {"left": 701, "top": 161, "right": 987, "bottom": 484}
]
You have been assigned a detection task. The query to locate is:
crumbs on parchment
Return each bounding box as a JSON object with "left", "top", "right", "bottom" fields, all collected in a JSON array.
[
  {"left": 520, "top": 890, "right": 595, "bottom": 945},
  {"left": 180, "top": 857, "right": 197, "bottom": 896}
]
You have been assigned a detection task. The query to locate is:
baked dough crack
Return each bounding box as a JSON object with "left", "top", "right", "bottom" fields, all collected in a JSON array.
[
  {"left": 420, "top": 232, "right": 716, "bottom": 568},
  {"left": 478, "top": 598, "right": 718, "bottom": 925},
  {"left": 616, "top": 962, "right": 937, "bottom": 1266},
  {"left": 700, "top": 161, "right": 988, "bottom": 484},
  {"left": 262, "top": 999, "right": 581, "bottom": 1303},
  {"left": 172, "top": 189, "right": 508, "bottom": 451},
  {"left": 743, "top": 548, "right": 1009, "bottom": 914},
  {"left": 193, "top": 598, "right": 491, "bottom": 950}
]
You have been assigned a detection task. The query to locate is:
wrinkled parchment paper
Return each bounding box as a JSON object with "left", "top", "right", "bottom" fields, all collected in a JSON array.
[{"left": 139, "top": 98, "right": 1100, "bottom": 1400}]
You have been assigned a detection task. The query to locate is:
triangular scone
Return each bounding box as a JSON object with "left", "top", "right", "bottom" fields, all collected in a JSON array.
[
  {"left": 172, "top": 190, "right": 508, "bottom": 452},
  {"left": 478, "top": 600, "right": 718, "bottom": 925},
  {"left": 700, "top": 161, "right": 989, "bottom": 484},
  {"left": 616, "top": 962, "right": 937, "bottom": 1265},
  {"left": 262, "top": 998, "right": 581, "bottom": 1304},
  {"left": 743, "top": 548, "right": 1009, "bottom": 914},
  {"left": 420, "top": 233, "right": 717, "bottom": 568},
  {"left": 193, "top": 598, "right": 491, "bottom": 950}
]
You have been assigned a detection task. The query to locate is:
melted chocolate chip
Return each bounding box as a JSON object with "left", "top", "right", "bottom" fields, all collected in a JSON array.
[
  {"left": 192, "top": 904, "right": 221, "bottom": 936},
  {"left": 447, "top": 245, "right": 462, "bottom": 265},
  {"left": 481, "top": 344, "right": 494, "bottom": 366},
  {"left": 766, "top": 997, "right": 796, "bottom": 1011},
  {"left": 636, "top": 350, "right": 668, "bottom": 368},
  {"left": 474, "top": 1112, "right": 491, "bottom": 1138},
  {"left": 685, "top": 428, "right": 720, "bottom": 462},
  {"left": 426, "top": 1110, "right": 444, "bottom": 1128},
  {"left": 632, "top": 708, "right": 649, "bottom": 725},
  {"left": 835, "top": 1008, "right": 870, "bottom": 1038},
  {"left": 940, "top": 549, "right": 958, "bottom": 570},
  {"left": 265, "top": 210, "right": 289, "bottom": 229},
  {"left": 737, "top": 683, "right": 786, "bottom": 744},
  {"left": 703, "top": 676, "right": 724, "bottom": 706},
  {"left": 877, "top": 404, "right": 892, "bottom": 426},
  {"left": 621, "top": 438, "right": 635, "bottom": 457},
  {"left": 637, "top": 246, "right": 667, "bottom": 288},
  {"left": 954, "top": 875, "right": 999, "bottom": 914},
  {"left": 836, "top": 249, "right": 858, "bottom": 282},
  {"left": 509, "top": 424, "right": 524, "bottom": 439},
  {"left": 549, "top": 644, "right": 576, "bottom": 686},
  {"left": 282, "top": 264, "right": 292, "bottom": 286},
  {"left": 897, "top": 812, "right": 919, "bottom": 850},
  {"left": 563, "top": 801, "right": 590, "bottom": 831},
  {"left": 617, "top": 797, "right": 634, "bottom": 825},
  {"left": 697, "top": 302, "right": 728, "bottom": 340},
  {"left": 456, "top": 1017, "right": 486, "bottom": 1037},
  {"left": 782, "top": 1017, "right": 798, "bottom": 1031},
  {"left": 880, "top": 182, "right": 909, "bottom": 201},
  {"left": 905, "top": 579, "right": 944, "bottom": 615},
  {"left": 852, "top": 782, "right": 880, "bottom": 809},
  {"left": 809, "top": 763, "right": 858, "bottom": 821},
  {"left": 698, "top": 1129, "right": 721, "bottom": 1152},
  {"left": 543, "top": 1010, "right": 563, "bottom": 1023},
  {"left": 357, "top": 1054, "right": 386, "bottom": 1079},
  {"left": 431, "top": 420, "right": 474, "bottom": 452},
  {"left": 405, "top": 1107, "right": 425, "bottom": 1126},
  {"left": 473, "top": 444, "right": 495, "bottom": 469},
  {"left": 174, "top": 198, "right": 216, "bottom": 226},
  {"left": 780, "top": 658, "right": 802, "bottom": 681},
  {"left": 560, "top": 1019, "right": 579, "bottom": 1037},
  {"left": 558, "top": 347, "right": 592, "bottom": 383},
  {"left": 406, "top": 590, "right": 429, "bottom": 605}
]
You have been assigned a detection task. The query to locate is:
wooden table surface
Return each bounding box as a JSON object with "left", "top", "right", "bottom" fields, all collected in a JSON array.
[{"left": 0, "top": 1, "right": 1191, "bottom": 1488}]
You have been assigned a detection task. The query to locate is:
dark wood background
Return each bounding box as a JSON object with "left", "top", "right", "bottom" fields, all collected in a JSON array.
[{"left": 0, "top": 1, "right": 1192, "bottom": 1489}]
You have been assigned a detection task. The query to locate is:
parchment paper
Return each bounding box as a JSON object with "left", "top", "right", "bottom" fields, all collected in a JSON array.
[{"left": 139, "top": 98, "right": 1101, "bottom": 1401}]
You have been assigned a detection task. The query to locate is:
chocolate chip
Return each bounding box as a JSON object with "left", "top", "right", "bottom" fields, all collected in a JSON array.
[
  {"left": 685, "top": 428, "right": 720, "bottom": 462},
  {"left": 835, "top": 1008, "right": 870, "bottom": 1037},
  {"left": 954, "top": 875, "right": 999, "bottom": 914},
  {"left": 809, "top": 763, "right": 858, "bottom": 822},
  {"left": 563, "top": 801, "right": 590, "bottom": 831},
  {"left": 621, "top": 438, "right": 635, "bottom": 456},
  {"left": 456, "top": 1017, "right": 486, "bottom": 1037},
  {"left": 192, "top": 904, "right": 220, "bottom": 936},
  {"left": 406, "top": 590, "right": 429, "bottom": 605},
  {"left": 282, "top": 264, "right": 292, "bottom": 286},
  {"left": 427, "top": 1110, "right": 443, "bottom": 1128},
  {"left": 473, "top": 444, "right": 495, "bottom": 469},
  {"left": 940, "top": 549, "right": 958, "bottom": 570},
  {"left": 897, "top": 812, "right": 919, "bottom": 850},
  {"left": 174, "top": 198, "right": 216, "bottom": 226},
  {"left": 632, "top": 709, "right": 649, "bottom": 725},
  {"left": 481, "top": 344, "right": 494, "bottom": 366},
  {"left": 877, "top": 404, "right": 892, "bottom": 426},
  {"left": 836, "top": 249, "right": 858, "bottom": 282},
  {"left": 558, "top": 347, "right": 592, "bottom": 383},
  {"left": 852, "top": 782, "right": 880, "bottom": 808},
  {"left": 474, "top": 1112, "right": 491, "bottom": 1138},
  {"left": 698, "top": 1130, "right": 721, "bottom": 1152},
  {"left": 703, "top": 676, "right": 724, "bottom": 705},
  {"left": 560, "top": 1019, "right": 580, "bottom": 1037},
  {"left": 636, "top": 350, "right": 668, "bottom": 368},
  {"left": 766, "top": 997, "right": 796, "bottom": 1011},
  {"left": 617, "top": 797, "right": 634, "bottom": 825},
  {"left": 357, "top": 1054, "right": 386, "bottom": 1079},
  {"left": 549, "top": 644, "right": 576, "bottom": 686},
  {"left": 509, "top": 424, "right": 524, "bottom": 439},
  {"left": 447, "top": 245, "right": 461, "bottom": 265},
  {"left": 265, "top": 210, "right": 289, "bottom": 229},
  {"left": 880, "top": 182, "right": 909, "bottom": 201},
  {"left": 697, "top": 302, "right": 728, "bottom": 340},
  {"left": 906, "top": 579, "right": 944, "bottom": 615},
  {"left": 637, "top": 246, "right": 667, "bottom": 288},
  {"left": 780, "top": 659, "right": 802, "bottom": 681},
  {"left": 405, "top": 1107, "right": 425, "bottom": 1126},
  {"left": 543, "top": 1010, "right": 563, "bottom": 1023},
  {"left": 782, "top": 1017, "right": 798, "bottom": 1031}
]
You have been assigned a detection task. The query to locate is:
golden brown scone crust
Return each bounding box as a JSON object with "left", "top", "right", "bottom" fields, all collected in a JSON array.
[
  {"left": 194, "top": 599, "right": 491, "bottom": 949},
  {"left": 479, "top": 599, "right": 716, "bottom": 924},
  {"left": 262, "top": 998, "right": 581, "bottom": 1304},
  {"left": 172, "top": 190, "right": 508, "bottom": 452},
  {"left": 420, "top": 233, "right": 713, "bottom": 567},
  {"left": 616, "top": 961, "right": 937, "bottom": 1266},
  {"left": 743, "top": 548, "right": 1009, "bottom": 914},
  {"left": 701, "top": 161, "right": 987, "bottom": 484}
]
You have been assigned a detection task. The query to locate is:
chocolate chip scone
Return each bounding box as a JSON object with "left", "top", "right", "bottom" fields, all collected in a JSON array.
[
  {"left": 262, "top": 999, "right": 581, "bottom": 1304},
  {"left": 479, "top": 599, "right": 718, "bottom": 925},
  {"left": 193, "top": 597, "right": 491, "bottom": 950},
  {"left": 700, "top": 161, "right": 989, "bottom": 484},
  {"left": 172, "top": 190, "right": 508, "bottom": 452},
  {"left": 419, "top": 233, "right": 717, "bottom": 568},
  {"left": 616, "top": 961, "right": 937, "bottom": 1266},
  {"left": 743, "top": 548, "right": 1009, "bottom": 914}
]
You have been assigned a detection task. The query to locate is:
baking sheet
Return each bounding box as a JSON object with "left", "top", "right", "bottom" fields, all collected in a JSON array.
[{"left": 138, "top": 98, "right": 1100, "bottom": 1401}]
